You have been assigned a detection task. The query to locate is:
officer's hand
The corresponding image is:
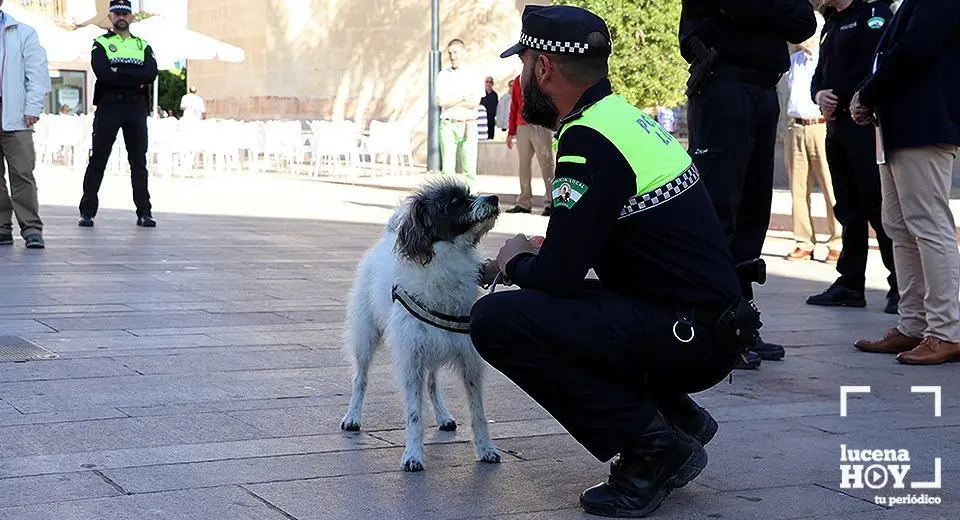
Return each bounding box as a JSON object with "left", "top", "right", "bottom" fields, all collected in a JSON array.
[
  {"left": 478, "top": 258, "right": 500, "bottom": 286},
  {"left": 850, "top": 91, "right": 876, "bottom": 126},
  {"left": 23, "top": 115, "right": 38, "bottom": 127},
  {"left": 815, "top": 89, "right": 838, "bottom": 111},
  {"left": 497, "top": 234, "right": 538, "bottom": 273}
]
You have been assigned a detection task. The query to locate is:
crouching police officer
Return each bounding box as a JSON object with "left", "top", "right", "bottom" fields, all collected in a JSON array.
[
  {"left": 471, "top": 6, "right": 763, "bottom": 517},
  {"left": 79, "top": 0, "right": 158, "bottom": 228}
]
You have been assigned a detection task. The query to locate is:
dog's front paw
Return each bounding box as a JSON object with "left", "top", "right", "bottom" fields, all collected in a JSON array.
[
  {"left": 340, "top": 412, "right": 362, "bottom": 432},
  {"left": 438, "top": 420, "right": 457, "bottom": 432},
  {"left": 401, "top": 452, "right": 425, "bottom": 472},
  {"left": 477, "top": 444, "right": 502, "bottom": 464}
]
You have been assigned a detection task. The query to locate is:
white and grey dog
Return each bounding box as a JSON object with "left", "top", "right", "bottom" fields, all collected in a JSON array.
[{"left": 340, "top": 178, "right": 502, "bottom": 472}]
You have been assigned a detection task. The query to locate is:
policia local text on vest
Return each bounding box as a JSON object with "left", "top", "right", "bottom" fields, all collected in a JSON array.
[{"left": 78, "top": 25, "right": 159, "bottom": 228}]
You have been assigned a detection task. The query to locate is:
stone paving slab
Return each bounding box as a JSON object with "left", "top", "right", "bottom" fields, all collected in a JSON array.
[{"left": 0, "top": 171, "right": 957, "bottom": 519}]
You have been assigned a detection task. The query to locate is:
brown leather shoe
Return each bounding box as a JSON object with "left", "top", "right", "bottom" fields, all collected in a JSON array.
[
  {"left": 855, "top": 328, "right": 922, "bottom": 354},
  {"left": 786, "top": 248, "right": 813, "bottom": 261},
  {"left": 897, "top": 337, "right": 960, "bottom": 365},
  {"left": 825, "top": 250, "right": 840, "bottom": 264}
]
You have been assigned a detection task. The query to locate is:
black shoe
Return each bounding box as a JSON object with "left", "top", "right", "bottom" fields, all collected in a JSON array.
[
  {"left": 542, "top": 206, "right": 553, "bottom": 217},
  {"left": 0, "top": 233, "right": 12, "bottom": 245},
  {"left": 24, "top": 234, "right": 45, "bottom": 249},
  {"left": 734, "top": 350, "right": 762, "bottom": 370},
  {"left": 806, "top": 282, "right": 867, "bottom": 308},
  {"left": 579, "top": 416, "right": 707, "bottom": 518},
  {"left": 78, "top": 215, "right": 94, "bottom": 227},
  {"left": 505, "top": 205, "right": 531, "bottom": 214},
  {"left": 885, "top": 287, "right": 900, "bottom": 315},
  {"left": 750, "top": 334, "right": 785, "bottom": 361},
  {"left": 137, "top": 215, "right": 156, "bottom": 228}
]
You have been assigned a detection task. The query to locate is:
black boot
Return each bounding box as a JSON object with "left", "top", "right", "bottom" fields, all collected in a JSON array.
[
  {"left": 657, "top": 394, "right": 719, "bottom": 447},
  {"left": 580, "top": 414, "right": 708, "bottom": 518},
  {"left": 885, "top": 283, "right": 899, "bottom": 315},
  {"left": 749, "top": 332, "right": 784, "bottom": 361},
  {"left": 734, "top": 350, "right": 762, "bottom": 370}
]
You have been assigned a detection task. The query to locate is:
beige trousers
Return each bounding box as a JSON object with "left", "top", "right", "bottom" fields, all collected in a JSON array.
[
  {"left": 785, "top": 122, "right": 841, "bottom": 251},
  {"left": 0, "top": 125, "right": 42, "bottom": 238},
  {"left": 880, "top": 144, "right": 960, "bottom": 342},
  {"left": 516, "top": 124, "right": 555, "bottom": 209}
]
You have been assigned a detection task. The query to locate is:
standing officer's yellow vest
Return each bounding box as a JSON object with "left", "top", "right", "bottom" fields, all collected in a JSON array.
[
  {"left": 96, "top": 34, "right": 148, "bottom": 66},
  {"left": 556, "top": 95, "right": 694, "bottom": 201}
]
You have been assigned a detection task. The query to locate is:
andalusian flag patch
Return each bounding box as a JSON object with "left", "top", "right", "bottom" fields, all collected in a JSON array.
[
  {"left": 552, "top": 177, "right": 588, "bottom": 209},
  {"left": 867, "top": 16, "right": 885, "bottom": 29}
]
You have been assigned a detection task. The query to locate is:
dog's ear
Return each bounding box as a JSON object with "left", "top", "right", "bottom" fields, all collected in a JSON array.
[{"left": 395, "top": 199, "right": 435, "bottom": 265}]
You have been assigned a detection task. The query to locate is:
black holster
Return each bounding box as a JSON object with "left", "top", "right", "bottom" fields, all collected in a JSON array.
[
  {"left": 684, "top": 37, "right": 718, "bottom": 97},
  {"left": 713, "top": 296, "right": 762, "bottom": 355}
]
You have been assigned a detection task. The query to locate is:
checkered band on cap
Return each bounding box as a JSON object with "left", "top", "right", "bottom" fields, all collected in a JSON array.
[
  {"left": 619, "top": 164, "right": 700, "bottom": 219},
  {"left": 520, "top": 32, "right": 589, "bottom": 54}
]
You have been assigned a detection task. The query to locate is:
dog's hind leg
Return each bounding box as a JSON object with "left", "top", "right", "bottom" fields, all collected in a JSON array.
[
  {"left": 340, "top": 308, "right": 378, "bottom": 432},
  {"left": 427, "top": 370, "right": 457, "bottom": 431},
  {"left": 399, "top": 348, "right": 427, "bottom": 472},
  {"left": 460, "top": 349, "right": 501, "bottom": 464}
]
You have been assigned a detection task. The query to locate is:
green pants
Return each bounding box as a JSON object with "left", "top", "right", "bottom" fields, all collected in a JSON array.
[{"left": 439, "top": 118, "right": 478, "bottom": 183}]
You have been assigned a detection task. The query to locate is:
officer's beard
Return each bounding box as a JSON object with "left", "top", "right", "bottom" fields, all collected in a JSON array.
[
  {"left": 521, "top": 70, "right": 561, "bottom": 130},
  {"left": 113, "top": 19, "right": 130, "bottom": 31}
]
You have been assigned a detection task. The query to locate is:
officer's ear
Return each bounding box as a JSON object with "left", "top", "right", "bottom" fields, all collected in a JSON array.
[{"left": 395, "top": 198, "right": 436, "bottom": 266}]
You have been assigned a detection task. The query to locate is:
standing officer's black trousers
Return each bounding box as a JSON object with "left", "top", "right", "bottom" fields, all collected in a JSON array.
[
  {"left": 79, "top": 97, "right": 152, "bottom": 218},
  {"left": 825, "top": 117, "right": 896, "bottom": 291},
  {"left": 469, "top": 283, "right": 739, "bottom": 462},
  {"left": 687, "top": 71, "right": 780, "bottom": 299}
]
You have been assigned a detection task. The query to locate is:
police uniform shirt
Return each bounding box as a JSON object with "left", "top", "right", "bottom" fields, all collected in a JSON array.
[
  {"left": 504, "top": 79, "right": 741, "bottom": 306},
  {"left": 679, "top": 0, "right": 818, "bottom": 77},
  {"left": 91, "top": 31, "right": 159, "bottom": 104},
  {"left": 811, "top": 0, "right": 892, "bottom": 112}
]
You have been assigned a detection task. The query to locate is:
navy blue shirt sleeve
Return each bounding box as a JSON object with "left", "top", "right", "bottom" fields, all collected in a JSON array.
[
  {"left": 712, "top": 0, "right": 817, "bottom": 44},
  {"left": 505, "top": 125, "right": 636, "bottom": 296},
  {"left": 859, "top": 0, "right": 960, "bottom": 107}
]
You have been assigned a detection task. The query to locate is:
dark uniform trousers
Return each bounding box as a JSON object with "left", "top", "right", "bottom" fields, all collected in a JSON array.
[
  {"left": 687, "top": 72, "right": 779, "bottom": 299},
  {"left": 79, "top": 96, "right": 152, "bottom": 218},
  {"left": 470, "top": 281, "right": 739, "bottom": 462},
  {"left": 825, "top": 116, "right": 896, "bottom": 290}
]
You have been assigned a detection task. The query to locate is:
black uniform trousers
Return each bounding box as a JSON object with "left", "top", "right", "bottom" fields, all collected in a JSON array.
[
  {"left": 79, "top": 97, "right": 152, "bottom": 219},
  {"left": 687, "top": 73, "right": 780, "bottom": 300},
  {"left": 469, "top": 282, "right": 739, "bottom": 462},
  {"left": 825, "top": 116, "right": 896, "bottom": 291}
]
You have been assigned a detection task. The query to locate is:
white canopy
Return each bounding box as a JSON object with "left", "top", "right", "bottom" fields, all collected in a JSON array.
[
  {"left": 2, "top": 4, "right": 90, "bottom": 62},
  {"left": 129, "top": 15, "right": 246, "bottom": 69}
]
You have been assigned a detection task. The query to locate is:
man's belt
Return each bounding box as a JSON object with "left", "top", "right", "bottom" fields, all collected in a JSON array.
[
  {"left": 391, "top": 285, "right": 471, "bottom": 334},
  {"left": 794, "top": 117, "right": 826, "bottom": 126},
  {"left": 619, "top": 164, "right": 699, "bottom": 219}
]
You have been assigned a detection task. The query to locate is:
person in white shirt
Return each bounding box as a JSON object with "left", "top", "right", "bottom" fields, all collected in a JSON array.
[
  {"left": 436, "top": 39, "right": 484, "bottom": 183},
  {"left": 496, "top": 79, "right": 513, "bottom": 131},
  {"left": 783, "top": 11, "right": 841, "bottom": 263},
  {"left": 179, "top": 86, "right": 206, "bottom": 121}
]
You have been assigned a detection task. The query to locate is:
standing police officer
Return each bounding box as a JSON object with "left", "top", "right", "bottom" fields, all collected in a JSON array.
[
  {"left": 808, "top": 0, "right": 898, "bottom": 313},
  {"left": 472, "top": 5, "right": 764, "bottom": 517},
  {"left": 79, "top": 0, "right": 157, "bottom": 228},
  {"left": 679, "top": 0, "right": 817, "bottom": 368}
]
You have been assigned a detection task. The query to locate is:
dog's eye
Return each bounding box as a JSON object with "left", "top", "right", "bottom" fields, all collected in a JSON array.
[{"left": 451, "top": 198, "right": 461, "bottom": 205}]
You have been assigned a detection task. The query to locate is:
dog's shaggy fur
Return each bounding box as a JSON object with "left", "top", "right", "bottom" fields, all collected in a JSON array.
[{"left": 340, "top": 178, "right": 502, "bottom": 472}]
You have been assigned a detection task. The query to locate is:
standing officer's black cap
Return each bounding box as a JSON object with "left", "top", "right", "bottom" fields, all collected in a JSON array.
[
  {"left": 109, "top": 0, "right": 134, "bottom": 14},
  {"left": 500, "top": 5, "right": 612, "bottom": 59}
]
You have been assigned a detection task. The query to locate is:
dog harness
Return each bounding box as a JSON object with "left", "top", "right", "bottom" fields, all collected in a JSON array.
[{"left": 391, "top": 285, "right": 471, "bottom": 334}]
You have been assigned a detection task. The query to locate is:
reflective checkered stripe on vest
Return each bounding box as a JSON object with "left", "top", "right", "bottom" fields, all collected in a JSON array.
[
  {"left": 557, "top": 95, "right": 698, "bottom": 219},
  {"left": 96, "top": 35, "right": 147, "bottom": 66}
]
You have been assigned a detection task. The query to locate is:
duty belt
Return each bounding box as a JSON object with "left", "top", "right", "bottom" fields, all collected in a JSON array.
[
  {"left": 391, "top": 285, "right": 471, "bottom": 334},
  {"left": 619, "top": 164, "right": 700, "bottom": 219}
]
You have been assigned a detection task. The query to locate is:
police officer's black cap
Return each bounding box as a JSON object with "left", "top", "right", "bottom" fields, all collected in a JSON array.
[
  {"left": 500, "top": 5, "right": 612, "bottom": 59},
  {"left": 109, "top": 0, "right": 134, "bottom": 14}
]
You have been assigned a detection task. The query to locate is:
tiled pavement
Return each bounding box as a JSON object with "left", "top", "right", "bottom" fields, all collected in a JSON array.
[{"left": 0, "top": 167, "right": 956, "bottom": 519}]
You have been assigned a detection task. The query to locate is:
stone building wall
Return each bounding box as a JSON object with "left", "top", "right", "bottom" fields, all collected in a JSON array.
[{"left": 187, "top": 0, "right": 549, "bottom": 161}]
